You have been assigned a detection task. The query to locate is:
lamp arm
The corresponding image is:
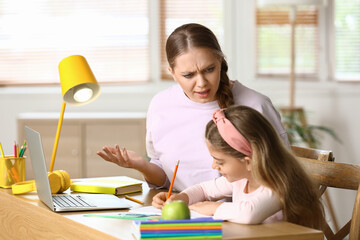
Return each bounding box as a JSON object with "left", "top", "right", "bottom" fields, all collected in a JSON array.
[{"left": 49, "top": 101, "right": 66, "bottom": 172}]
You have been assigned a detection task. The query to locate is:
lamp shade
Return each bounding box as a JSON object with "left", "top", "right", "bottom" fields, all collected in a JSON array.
[{"left": 58, "top": 55, "right": 101, "bottom": 106}]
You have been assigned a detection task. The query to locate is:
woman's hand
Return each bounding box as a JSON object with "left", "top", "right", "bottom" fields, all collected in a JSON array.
[
  {"left": 189, "top": 201, "right": 223, "bottom": 216},
  {"left": 152, "top": 192, "right": 189, "bottom": 209},
  {"left": 96, "top": 145, "right": 146, "bottom": 170}
]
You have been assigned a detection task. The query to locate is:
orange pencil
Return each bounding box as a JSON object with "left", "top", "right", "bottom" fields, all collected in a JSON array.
[
  {"left": 125, "top": 195, "right": 144, "bottom": 204},
  {"left": 166, "top": 160, "right": 180, "bottom": 200}
]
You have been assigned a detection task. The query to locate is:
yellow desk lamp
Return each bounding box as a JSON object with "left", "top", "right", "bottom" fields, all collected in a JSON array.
[
  {"left": 50, "top": 55, "right": 101, "bottom": 173},
  {"left": 12, "top": 55, "right": 100, "bottom": 195},
  {"left": 48, "top": 55, "right": 101, "bottom": 193}
]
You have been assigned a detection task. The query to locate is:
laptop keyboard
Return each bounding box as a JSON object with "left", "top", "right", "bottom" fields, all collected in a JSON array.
[{"left": 53, "top": 195, "right": 96, "bottom": 208}]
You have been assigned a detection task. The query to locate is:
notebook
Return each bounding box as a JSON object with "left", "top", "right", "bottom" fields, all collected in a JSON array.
[
  {"left": 70, "top": 177, "right": 142, "bottom": 195},
  {"left": 24, "top": 125, "right": 132, "bottom": 212}
]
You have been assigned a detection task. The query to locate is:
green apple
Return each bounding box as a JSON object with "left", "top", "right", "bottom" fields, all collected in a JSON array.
[{"left": 161, "top": 200, "right": 191, "bottom": 220}]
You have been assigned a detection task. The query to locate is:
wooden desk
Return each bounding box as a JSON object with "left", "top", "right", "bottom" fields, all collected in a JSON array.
[{"left": 0, "top": 185, "right": 323, "bottom": 240}]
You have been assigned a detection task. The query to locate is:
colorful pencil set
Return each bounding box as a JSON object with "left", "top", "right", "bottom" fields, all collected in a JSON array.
[
  {"left": 131, "top": 217, "right": 222, "bottom": 240},
  {"left": 0, "top": 140, "right": 27, "bottom": 159},
  {"left": 0, "top": 141, "right": 27, "bottom": 188}
]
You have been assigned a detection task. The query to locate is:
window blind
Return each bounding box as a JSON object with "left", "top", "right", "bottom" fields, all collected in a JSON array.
[
  {"left": 334, "top": 0, "right": 360, "bottom": 81},
  {"left": 160, "top": 0, "right": 224, "bottom": 80},
  {"left": 256, "top": 5, "right": 318, "bottom": 78},
  {"left": 0, "top": 0, "right": 149, "bottom": 85}
]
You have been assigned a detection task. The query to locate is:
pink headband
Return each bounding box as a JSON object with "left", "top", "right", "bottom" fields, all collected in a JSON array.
[{"left": 212, "top": 109, "right": 252, "bottom": 156}]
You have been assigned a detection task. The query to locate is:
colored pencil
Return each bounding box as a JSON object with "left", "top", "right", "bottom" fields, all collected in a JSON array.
[
  {"left": 125, "top": 195, "right": 144, "bottom": 204},
  {"left": 166, "top": 160, "right": 180, "bottom": 200},
  {"left": 0, "top": 142, "right": 5, "bottom": 158},
  {"left": 14, "top": 141, "right": 17, "bottom": 158},
  {"left": 19, "top": 141, "right": 27, "bottom": 157}
]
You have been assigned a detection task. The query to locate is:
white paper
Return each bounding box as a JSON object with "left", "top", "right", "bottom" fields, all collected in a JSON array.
[{"left": 129, "top": 206, "right": 209, "bottom": 219}]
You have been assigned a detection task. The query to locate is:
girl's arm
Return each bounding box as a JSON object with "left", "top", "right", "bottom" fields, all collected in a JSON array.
[
  {"left": 183, "top": 176, "right": 233, "bottom": 205},
  {"left": 179, "top": 177, "right": 233, "bottom": 216},
  {"left": 213, "top": 186, "right": 282, "bottom": 224}
]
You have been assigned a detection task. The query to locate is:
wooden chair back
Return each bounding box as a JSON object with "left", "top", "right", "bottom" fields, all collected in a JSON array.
[
  {"left": 292, "top": 145, "right": 335, "bottom": 195},
  {"left": 292, "top": 146, "right": 360, "bottom": 240}
]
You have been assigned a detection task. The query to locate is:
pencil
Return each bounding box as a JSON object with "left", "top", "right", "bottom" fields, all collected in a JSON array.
[
  {"left": 83, "top": 214, "right": 156, "bottom": 221},
  {"left": 166, "top": 160, "right": 180, "bottom": 200},
  {"left": 0, "top": 142, "right": 5, "bottom": 158},
  {"left": 14, "top": 141, "right": 17, "bottom": 158},
  {"left": 125, "top": 195, "right": 144, "bottom": 204},
  {"left": 19, "top": 141, "right": 27, "bottom": 157},
  {"left": 20, "top": 146, "right": 27, "bottom": 157}
]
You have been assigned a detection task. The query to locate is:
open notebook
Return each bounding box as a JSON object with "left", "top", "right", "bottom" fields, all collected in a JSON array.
[{"left": 25, "top": 126, "right": 131, "bottom": 212}]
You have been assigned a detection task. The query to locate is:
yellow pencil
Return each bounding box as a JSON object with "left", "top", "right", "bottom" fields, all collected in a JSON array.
[
  {"left": 0, "top": 142, "right": 5, "bottom": 158},
  {"left": 125, "top": 195, "right": 143, "bottom": 204}
]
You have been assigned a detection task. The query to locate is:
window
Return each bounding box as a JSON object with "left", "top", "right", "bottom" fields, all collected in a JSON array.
[
  {"left": 2, "top": 1, "right": 358, "bottom": 86},
  {"left": 0, "top": 0, "right": 149, "bottom": 85},
  {"left": 0, "top": 0, "right": 224, "bottom": 86},
  {"left": 256, "top": 4, "right": 319, "bottom": 79},
  {"left": 334, "top": 0, "right": 360, "bottom": 81},
  {"left": 159, "top": 0, "right": 224, "bottom": 80}
]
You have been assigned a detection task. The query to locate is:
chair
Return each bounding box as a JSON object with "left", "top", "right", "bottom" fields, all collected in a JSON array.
[
  {"left": 293, "top": 146, "right": 360, "bottom": 240},
  {"left": 291, "top": 145, "right": 335, "bottom": 196}
]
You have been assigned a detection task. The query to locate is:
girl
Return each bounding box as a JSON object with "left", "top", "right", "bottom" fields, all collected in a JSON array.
[{"left": 152, "top": 105, "right": 324, "bottom": 230}]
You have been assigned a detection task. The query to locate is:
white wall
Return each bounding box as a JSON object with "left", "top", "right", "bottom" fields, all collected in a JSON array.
[{"left": 1, "top": 0, "right": 359, "bottom": 235}]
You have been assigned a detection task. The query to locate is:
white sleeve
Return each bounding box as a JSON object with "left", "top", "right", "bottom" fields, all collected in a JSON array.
[
  {"left": 145, "top": 104, "right": 170, "bottom": 189},
  {"left": 145, "top": 131, "right": 170, "bottom": 189},
  {"left": 259, "top": 99, "right": 289, "bottom": 146},
  {"left": 182, "top": 177, "right": 233, "bottom": 205},
  {"left": 213, "top": 186, "right": 282, "bottom": 224}
]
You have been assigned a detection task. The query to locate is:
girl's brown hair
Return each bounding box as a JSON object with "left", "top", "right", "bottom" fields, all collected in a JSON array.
[
  {"left": 205, "top": 105, "right": 324, "bottom": 230},
  {"left": 166, "top": 23, "right": 234, "bottom": 108}
]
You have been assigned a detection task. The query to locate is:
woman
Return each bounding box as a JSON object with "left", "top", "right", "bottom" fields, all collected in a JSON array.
[{"left": 97, "top": 23, "right": 288, "bottom": 192}]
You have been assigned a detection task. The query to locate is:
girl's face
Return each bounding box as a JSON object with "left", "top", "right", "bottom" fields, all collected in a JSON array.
[
  {"left": 206, "top": 140, "right": 251, "bottom": 182},
  {"left": 168, "top": 47, "right": 221, "bottom": 103}
]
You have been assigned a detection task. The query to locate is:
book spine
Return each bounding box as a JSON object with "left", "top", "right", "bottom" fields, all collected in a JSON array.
[
  {"left": 70, "top": 185, "right": 115, "bottom": 194},
  {"left": 138, "top": 217, "right": 222, "bottom": 224}
]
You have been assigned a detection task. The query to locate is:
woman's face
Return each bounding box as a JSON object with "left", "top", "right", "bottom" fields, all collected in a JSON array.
[{"left": 168, "top": 47, "right": 221, "bottom": 103}]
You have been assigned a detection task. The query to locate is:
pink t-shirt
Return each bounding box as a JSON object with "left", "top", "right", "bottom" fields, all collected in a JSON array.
[
  {"left": 146, "top": 81, "right": 288, "bottom": 191},
  {"left": 183, "top": 177, "right": 283, "bottom": 224}
]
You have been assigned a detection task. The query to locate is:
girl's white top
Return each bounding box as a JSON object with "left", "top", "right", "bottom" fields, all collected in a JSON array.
[{"left": 183, "top": 176, "right": 283, "bottom": 224}]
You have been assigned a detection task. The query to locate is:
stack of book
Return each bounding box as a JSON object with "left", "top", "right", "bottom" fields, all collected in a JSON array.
[{"left": 131, "top": 217, "right": 222, "bottom": 240}]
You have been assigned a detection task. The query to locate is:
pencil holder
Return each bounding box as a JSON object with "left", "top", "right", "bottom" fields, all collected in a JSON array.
[{"left": 0, "top": 156, "right": 25, "bottom": 188}]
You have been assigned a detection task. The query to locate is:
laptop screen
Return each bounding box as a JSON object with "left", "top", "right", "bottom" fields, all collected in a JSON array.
[{"left": 25, "top": 126, "right": 55, "bottom": 211}]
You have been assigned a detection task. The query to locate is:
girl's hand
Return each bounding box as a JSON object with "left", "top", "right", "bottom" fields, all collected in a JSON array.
[
  {"left": 189, "top": 201, "right": 223, "bottom": 216},
  {"left": 152, "top": 192, "right": 189, "bottom": 209},
  {"left": 152, "top": 192, "right": 167, "bottom": 209},
  {"left": 97, "top": 145, "right": 146, "bottom": 170}
]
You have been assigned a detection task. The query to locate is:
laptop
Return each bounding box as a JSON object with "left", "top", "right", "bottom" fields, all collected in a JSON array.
[{"left": 25, "top": 125, "right": 132, "bottom": 212}]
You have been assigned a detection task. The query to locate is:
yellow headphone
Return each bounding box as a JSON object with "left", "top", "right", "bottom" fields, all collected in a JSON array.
[{"left": 12, "top": 170, "right": 71, "bottom": 194}]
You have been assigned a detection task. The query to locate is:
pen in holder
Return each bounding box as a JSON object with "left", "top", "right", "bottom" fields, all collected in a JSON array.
[{"left": 0, "top": 156, "right": 25, "bottom": 188}]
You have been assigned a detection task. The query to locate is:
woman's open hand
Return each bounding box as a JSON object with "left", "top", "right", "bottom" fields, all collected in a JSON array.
[{"left": 97, "top": 145, "right": 146, "bottom": 170}]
